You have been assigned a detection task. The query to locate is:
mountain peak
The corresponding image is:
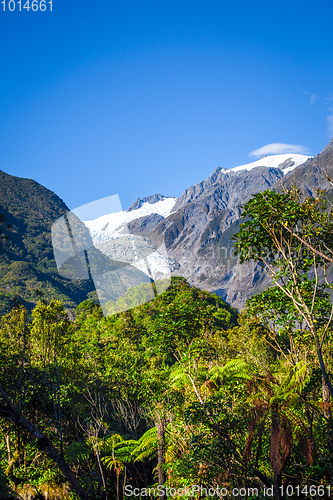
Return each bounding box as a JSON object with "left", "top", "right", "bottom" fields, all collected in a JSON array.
[
  {"left": 319, "top": 138, "right": 333, "bottom": 157},
  {"left": 278, "top": 139, "right": 333, "bottom": 195},
  {"left": 229, "top": 153, "right": 311, "bottom": 175},
  {"left": 207, "top": 167, "right": 222, "bottom": 183},
  {"left": 126, "top": 194, "right": 171, "bottom": 212}
]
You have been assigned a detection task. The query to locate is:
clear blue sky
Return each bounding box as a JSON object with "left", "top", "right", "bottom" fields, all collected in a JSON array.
[{"left": 1, "top": 0, "right": 333, "bottom": 211}]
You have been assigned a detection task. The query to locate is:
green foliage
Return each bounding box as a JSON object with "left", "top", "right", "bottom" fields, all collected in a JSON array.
[
  {"left": 233, "top": 187, "right": 333, "bottom": 397},
  {"left": 65, "top": 442, "right": 91, "bottom": 464},
  {"left": 103, "top": 427, "right": 158, "bottom": 470},
  {"left": 0, "top": 240, "right": 332, "bottom": 499},
  {"left": 0, "top": 467, "right": 12, "bottom": 498},
  {"left": 3, "top": 170, "right": 333, "bottom": 497},
  {"left": 0, "top": 171, "right": 95, "bottom": 317},
  {"left": 233, "top": 187, "right": 333, "bottom": 269}
]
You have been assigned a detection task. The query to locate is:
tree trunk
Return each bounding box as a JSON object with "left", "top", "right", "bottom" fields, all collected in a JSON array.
[
  {"left": 270, "top": 413, "right": 282, "bottom": 500},
  {"left": 3, "top": 429, "right": 11, "bottom": 464},
  {"left": 315, "top": 337, "right": 333, "bottom": 400},
  {"left": 0, "top": 385, "right": 89, "bottom": 500},
  {"left": 156, "top": 418, "right": 165, "bottom": 496},
  {"left": 270, "top": 411, "right": 292, "bottom": 500},
  {"left": 322, "top": 376, "right": 331, "bottom": 420}
]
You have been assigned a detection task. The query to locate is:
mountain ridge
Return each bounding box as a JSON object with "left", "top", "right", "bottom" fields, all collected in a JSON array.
[
  {"left": 96, "top": 153, "right": 317, "bottom": 308},
  {"left": 277, "top": 138, "right": 333, "bottom": 196},
  {"left": 1, "top": 145, "right": 332, "bottom": 315},
  {"left": 0, "top": 170, "right": 95, "bottom": 316},
  {"left": 83, "top": 152, "right": 314, "bottom": 309},
  {"left": 126, "top": 193, "right": 174, "bottom": 212}
]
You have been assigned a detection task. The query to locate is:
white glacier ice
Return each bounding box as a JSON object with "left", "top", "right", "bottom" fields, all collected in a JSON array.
[{"left": 228, "top": 153, "right": 310, "bottom": 175}]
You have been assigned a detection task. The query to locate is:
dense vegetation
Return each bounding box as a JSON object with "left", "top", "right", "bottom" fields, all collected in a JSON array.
[
  {"left": 0, "top": 187, "right": 333, "bottom": 500},
  {"left": 0, "top": 170, "right": 95, "bottom": 317}
]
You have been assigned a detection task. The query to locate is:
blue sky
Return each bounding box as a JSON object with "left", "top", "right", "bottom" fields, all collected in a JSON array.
[{"left": 1, "top": 0, "right": 333, "bottom": 211}]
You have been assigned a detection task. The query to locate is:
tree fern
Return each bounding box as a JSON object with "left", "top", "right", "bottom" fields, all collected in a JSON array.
[
  {"left": 209, "top": 359, "right": 252, "bottom": 384},
  {"left": 64, "top": 442, "right": 91, "bottom": 464},
  {"left": 170, "top": 364, "right": 208, "bottom": 390},
  {"left": 133, "top": 427, "right": 158, "bottom": 462}
]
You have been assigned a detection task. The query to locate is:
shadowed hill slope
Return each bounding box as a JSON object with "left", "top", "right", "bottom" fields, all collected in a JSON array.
[{"left": 0, "top": 170, "right": 95, "bottom": 316}]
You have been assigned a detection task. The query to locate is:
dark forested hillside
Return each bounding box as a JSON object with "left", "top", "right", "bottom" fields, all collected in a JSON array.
[{"left": 0, "top": 170, "right": 95, "bottom": 316}]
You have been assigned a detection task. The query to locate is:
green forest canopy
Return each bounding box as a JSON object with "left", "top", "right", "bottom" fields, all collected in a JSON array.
[{"left": 0, "top": 188, "right": 333, "bottom": 500}]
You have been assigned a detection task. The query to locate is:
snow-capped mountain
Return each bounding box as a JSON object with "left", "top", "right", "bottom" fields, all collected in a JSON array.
[
  {"left": 82, "top": 151, "right": 322, "bottom": 309},
  {"left": 85, "top": 153, "right": 310, "bottom": 244},
  {"left": 84, "top": 196, "right": 176, "bottom": 245},
  {"left": 172, "top": 153, "right": 310, "bottom": 215},
  {"left": 227, "top": 153, "right": 310, "bottom": 175},
  {"left": 82, "top": 197, "right": 177, "bottom": 288}
]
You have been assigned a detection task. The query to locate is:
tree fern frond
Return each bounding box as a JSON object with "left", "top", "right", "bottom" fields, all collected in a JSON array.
[
  {"left": 134, "top": 427, "right": 158, "bottom": 462},
  {"left": 64, "top": 442, "right": 91, "bottom": 464},
  {"left": 170, "top": 364, "right": 208, "bottom": 389},
  {"left": 209, "top": 359, "right": 252, "bottom": 384}
]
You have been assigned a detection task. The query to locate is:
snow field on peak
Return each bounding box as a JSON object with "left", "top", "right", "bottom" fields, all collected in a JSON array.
[
  {"left": 82, "top": 154, "right": 310, "bottom": 283},
  {"left": 228, "top": 153, "right": 311, "bottom": 175},
  {"left": 84, "top": 197, "right": 177, "bottom": 281},
  {"left": 84, "top": 197, "right": 176, "bottom": 243}
]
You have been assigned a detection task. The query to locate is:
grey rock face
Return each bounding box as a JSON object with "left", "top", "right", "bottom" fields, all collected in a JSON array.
[
  {"left": 126, "top": 194, "right": 171, "bottom": 212},
  {"left": 278, "top": 158, "right": 296, "bottom": 170},
  {"left": 277, "top": 139, "right": 333, "bottom": 196},
  {"left": 162, "top": 166, "right": 285, "bottom": 308},
  {"left": 173, "top": 166, "right": 283, "bottom": 216},
  {"left": 123, "top": 142, "right": 333, "bottom": 310},
  {"left": 137, "top": 165, "right": 287, "bottom": 309},
  {"left": 126, "top": 213, "right": 165, "bottom": 234}
]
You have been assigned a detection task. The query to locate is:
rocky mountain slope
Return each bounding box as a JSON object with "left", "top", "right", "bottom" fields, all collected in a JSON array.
[
  {"left": 85, "top": 151, "right": 332, "bottom": 310},
  {"left": 277, "top": 139, "right": 333, "bottom": 196},
  {"left": 164, "top": 143, "right": 333, "bottom": 308},
  {"left": 111, "top": 153, "right": 312, "bottom": 308}
]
